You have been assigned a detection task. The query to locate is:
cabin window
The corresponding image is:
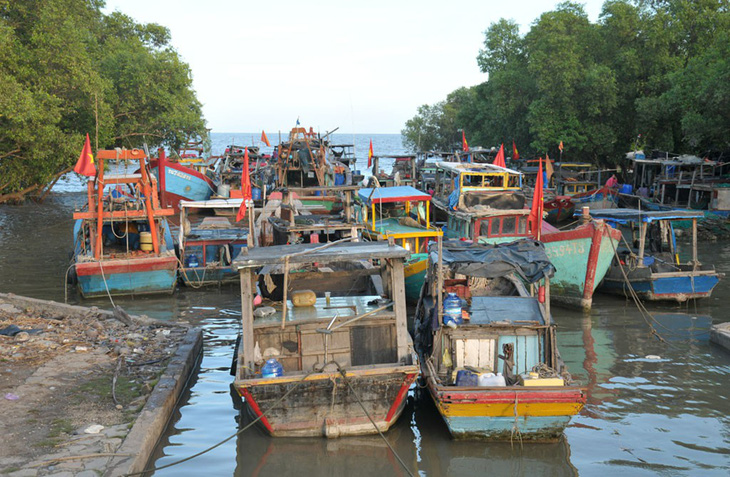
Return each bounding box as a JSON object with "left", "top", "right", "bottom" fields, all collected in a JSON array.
[
  {"left": 517, "top": 217, "right": 527, "bottom": 234},
  {"left": 490, "top": 175, "right": 504, "bottom": 188},
  {"left": 507, "top": 176, "right": 520, "bottom": 188},
  {"left": 479, "top": 220, "right": 489, "bottom": 237},
  {"left": 501, "top": 217, "right": 516, "bottom": 235},
  {"left": 402, "top": 238, "right": 417, "bottom": 252}
]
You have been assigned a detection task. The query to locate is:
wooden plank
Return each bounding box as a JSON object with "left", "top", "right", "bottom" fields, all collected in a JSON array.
[
  {"left": 240, "top": 269, "right": 255, "bottom": 377},
  {"left": 390, "top": 258, "right": 410, "bottom": 362}
]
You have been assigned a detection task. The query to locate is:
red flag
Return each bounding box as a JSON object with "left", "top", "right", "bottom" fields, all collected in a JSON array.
[
  {"left": 368, "top": 139, "right": 374, "bottom": 168},
  {"left": 545, "top": 152, "right": 554, "bottom": 182},
  {"left": 462, "top": 131, "right": 469, "bottom": 152},
  {"left": 261, "top": 130, "right": 270, "bottom": 147},
  {"left": 529, "top": 157, "right": 544, "bottom": 239},
  {"left": 73, "top": 133, "right": 96, "bottom": 177},
  {"left": 512, "top": 141, "right": 520, "bottom": 160},
  {"left": 558, "top": 141, "right": 564, "bottom": 152},
  {"left": 493, "top": 143, "right": 506, "bottom": 168},
  {"left": 236, "top": 147, "right": 253, "bottom": 222}
]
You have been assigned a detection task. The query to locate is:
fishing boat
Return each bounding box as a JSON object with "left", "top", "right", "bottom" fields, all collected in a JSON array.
[
  {"left": 430, "top": 162, "right": 525, "bottom": 223},
  {"left": 584, "top": 209, "right": 723, "bottom": 301},
  {"left": 260, "top": 186, "right": 362, "bottom": 247},
  {"left": 149, "top": 149, "right": 216, "bottom": 212},
  {"left": 570, "top": 185, "right": 618, "bottom": 210},
  {"left": 357, "top": 186, "right": 443, "bottom": 302},
  {"left": 232, "top": 241, "right": 419, "bottom": 437},
  {"left": 434, "top": 161, "right": 621, "bottom": 309},
  {"left": 368, "top": 154, "right": 418, "bottom": 188},
  {"left": 543, "top": 196, "right": 575, "bottom": 224},
  {"left": 71, "top": 149, "right": 177, "bottom": 298},
  {"left": 413, "top": 239, "right": 586, "bottom": 440},
  {"left": 177, "top": 199, "right": 252, "bottom": 287}
]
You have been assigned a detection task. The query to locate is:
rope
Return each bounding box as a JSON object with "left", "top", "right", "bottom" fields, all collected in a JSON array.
[
  {"left": 606, "top": 225, "right": 709, "bottom": 344},
  {"left": 98, "top": 261, "right": 116, "bottom": 308},
  {"left": 124, "top": 368, "right": 319, "bottom": 476},
  {"left": 510, "top": 395, "right": 523, "bottom": 449},
  {"left": 336, "top": 363, "right": 415, "bottom": 477}
]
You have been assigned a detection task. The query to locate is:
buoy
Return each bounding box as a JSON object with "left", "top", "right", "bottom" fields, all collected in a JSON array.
[{"left": 139, "top": 231, "right": 153, "bottom": 251}]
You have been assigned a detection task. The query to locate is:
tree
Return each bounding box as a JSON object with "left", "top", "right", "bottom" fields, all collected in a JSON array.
[{"left": 0, "top": 0, "right": 207, "bottom": 204}]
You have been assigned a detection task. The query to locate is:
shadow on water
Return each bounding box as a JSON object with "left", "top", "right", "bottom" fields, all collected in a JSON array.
[{"left": 231, "top": 390, "right": 577, "bottom": 477}]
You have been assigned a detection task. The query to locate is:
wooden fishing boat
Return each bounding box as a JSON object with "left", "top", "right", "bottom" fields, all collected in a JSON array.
[
  {"left": 71, "top": 149, "right": 177, "bottom": 298},
  {"left": 368, "top": 154, "right": 418, "bottom": 188},
  {"left": 434, "top": 161, "right": 621, "bottom": 309},
  {"left": 357, "top": 186, "right": 443, "bottom": 302},
  {"left": 413, "top": 239, "right": 586, "bottom": 440},
  {"left": 260, "top": 186, "right": 362, "bottom": 247},
  {"left": 232, "top": 242, "right": 419, "bottom": 438},
  {"left": 430, "top": 162, "right": 525, "bottom": 223},
  {"left": 584, "top": 209, "right": 723, "bottom": 301},
  {"left": 149, "top": 149, "right": 216, "bottom": 212},
  {"left": 446, "top": 207, "right": 621, "bottom": 309},
  {"left": 543, "top": 196, "right": 575, "bottom": 224},
  {"left": 570, "top": 185, "right": 618, "bottom": 210},
  {"left": 177, "top": 199, "right": 252, "bottom": 287}
]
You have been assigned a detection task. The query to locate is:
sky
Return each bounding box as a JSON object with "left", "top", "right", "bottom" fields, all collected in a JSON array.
[{"left": 104, "top": 0, "right": 607, "bottom": 134}]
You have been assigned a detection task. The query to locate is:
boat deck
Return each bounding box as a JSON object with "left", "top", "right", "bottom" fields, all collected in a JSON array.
[{"left": 253, "top": 295, "right": 390, "bottom": 328}]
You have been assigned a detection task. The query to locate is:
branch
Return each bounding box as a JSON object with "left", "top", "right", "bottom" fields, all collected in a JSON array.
[
  {"left": 36, "top": 165, "right": 74, "bottom": 202},
  {"left": 113, "top": 110, "right": 141, "bottom": 119},
  {"left": 0, "top": 183, "right": 42, "bottom": 204},
  {"left": 0, "top": 149, "right": 21, "bottom": 160},
  {"left": 113, "top": 132, "right": 164, "bottom": 140}
]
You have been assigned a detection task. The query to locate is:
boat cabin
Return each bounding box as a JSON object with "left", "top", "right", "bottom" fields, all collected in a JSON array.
[
  {"left": 177, "top": 199, "right": 251, "bottom": 286},
  {"left": 431, "top": 162, "right": 524, "bottom": 215},
  {"left": 232, "top": 241, "right": 419, "bottom": 437},
  {"left": 357, "top": 186, "right": 441, "bottom": 253},
  {"left": 582, "top": 208, "right": 722, "bottom": 301}
]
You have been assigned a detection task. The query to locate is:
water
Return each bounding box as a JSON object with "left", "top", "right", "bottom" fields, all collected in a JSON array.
[{"left": 1, "top": 133, "right": 730, "bottom": 475}]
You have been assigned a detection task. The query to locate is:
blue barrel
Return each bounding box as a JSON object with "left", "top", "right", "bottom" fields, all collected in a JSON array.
[
  {"left": 252, "top": 187, "right": 262, "bottom": 200},
  {"left": 261, "top": 358, "right": 283, "bottom": 378},
  {"left": 619, "top": 184, "right": 633, "bottom": 194},
  {"left": 334, "top": 173, "right": 345, "bottom": 185},
  {"left": 455, "top": 369, "right": 479, "bottom": 387},
  {"left": 443, "top": 292, "right": 463, "bottom": 326}
]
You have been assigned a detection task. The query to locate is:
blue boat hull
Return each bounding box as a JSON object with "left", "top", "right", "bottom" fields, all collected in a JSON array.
[
  {"left": 601, "top": 271, "right": 720, "bottom": 301},
  {"left": 76, "top": 258, "right": 178, "bottom": 298}
]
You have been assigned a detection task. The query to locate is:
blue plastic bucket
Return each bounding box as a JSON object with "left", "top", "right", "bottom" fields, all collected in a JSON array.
[{"left": 252, "top": 187, "right": 262, "bottom": 200}]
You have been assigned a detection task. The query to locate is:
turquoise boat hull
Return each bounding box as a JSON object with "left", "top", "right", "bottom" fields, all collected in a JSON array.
[{"left": 404, "top": 253, "right": 428, "bottom": 303}]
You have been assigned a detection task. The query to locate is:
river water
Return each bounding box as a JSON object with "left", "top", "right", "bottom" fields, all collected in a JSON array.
[{"left": 0, "top": 133, "right": 728, "bottom": 476}]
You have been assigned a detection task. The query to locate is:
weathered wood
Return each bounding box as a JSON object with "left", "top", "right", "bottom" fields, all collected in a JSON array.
[
  {"left": 692, "top": 218, "right": 698, "bottom": 268},
  {"left": 390, "top": 258, "right": 409, "bottom": 362},
  {"left": 637, "top": 221, "right": 647, "bottom": 266},
  {"left": 240, "top": 269, "right": 255, "bottom": 376}
]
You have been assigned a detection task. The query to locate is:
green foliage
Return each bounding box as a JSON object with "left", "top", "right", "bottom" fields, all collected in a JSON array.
[
  {"left": 402, "top": 0, "right": 730, "bottom": 164},
  {"left": 0, "top": 0, "right": 206, "bottom": 201}
]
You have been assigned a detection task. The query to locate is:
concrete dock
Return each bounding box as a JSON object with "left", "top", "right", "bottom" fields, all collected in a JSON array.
[
  {"left": 710, "top": 322, "right": 730, "bottom": 352},
  {"left": 0, "top": 293, "right": 203, "bottom": 476}
]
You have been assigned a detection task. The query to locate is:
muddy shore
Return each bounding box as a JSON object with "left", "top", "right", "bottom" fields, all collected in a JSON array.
[{"left": 0, "top": 293, "right": 203, "bottom": 476}]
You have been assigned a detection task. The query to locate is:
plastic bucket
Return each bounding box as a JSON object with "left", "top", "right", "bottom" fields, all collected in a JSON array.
[{"left": 252, "top": 187, "right": 262, "bottom": 200}]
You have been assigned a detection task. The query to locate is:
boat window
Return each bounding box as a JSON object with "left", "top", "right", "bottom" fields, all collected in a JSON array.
[
  {"left": 517, "top": 217, "right": 527, "bottom": 234},
  {"left": 501, "top": 217, "right": 516, "bottom": 235},
  {"left": 402, "top": 238, "right": 417, "bottom": 252},
  {"left": 479, "top": 220, "right": 489, "bottom": 237},
  {"left": 507, "top": 176, "right": 519, "bottom": 188},
  {"left": 490, "top": 175, "right": 504, "bottom": 188}
]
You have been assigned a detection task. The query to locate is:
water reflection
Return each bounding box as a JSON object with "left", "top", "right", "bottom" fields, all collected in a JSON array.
[{"left": 2, "top": 188, "right": 730, "bottom": 475}]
